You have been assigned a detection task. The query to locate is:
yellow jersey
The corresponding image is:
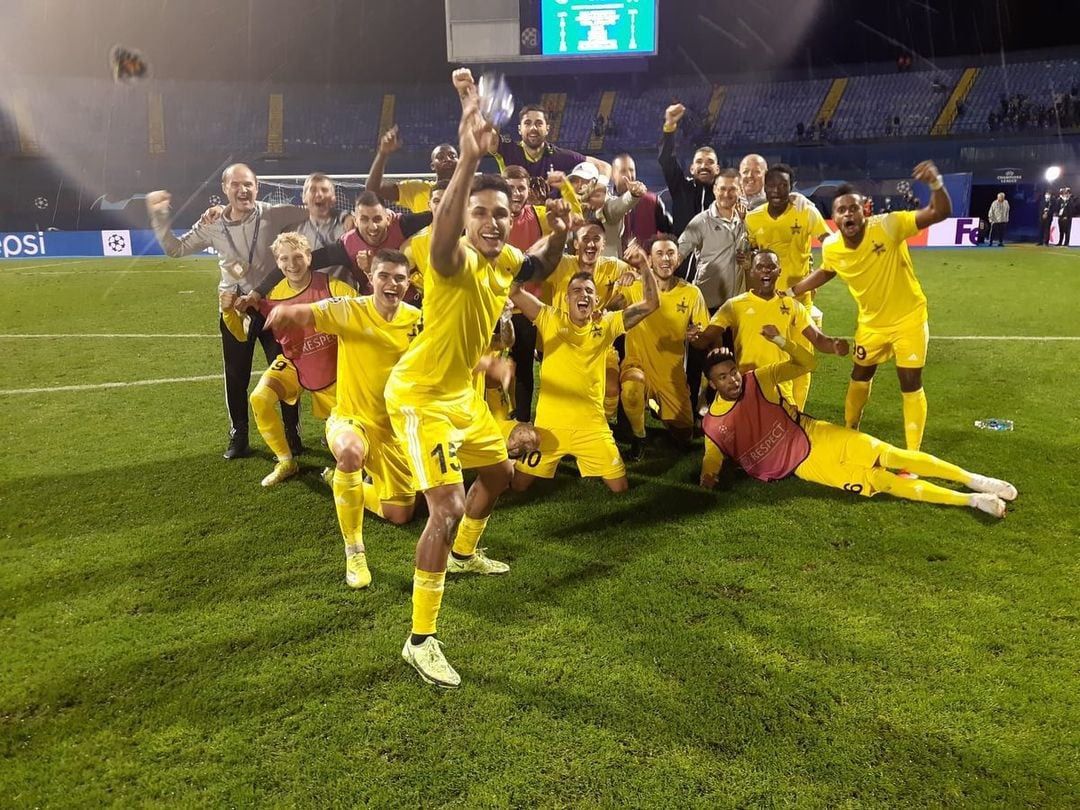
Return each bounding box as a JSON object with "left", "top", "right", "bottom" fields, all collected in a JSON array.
[
  {"left": 389, "top": 239, "right": 528, "bottom": 399},
  {"left": 709, "top": 291, "right": 813, "bottom": 371},
  {"left": 534, "top": 306, "right": 626, "bottom": 430},
  {"left": 543, "top": 255, "right": 632, "bottom": 312},
  {"left": 820, "top": 211, "right": 925, "bottom": 329},
  {"left": 312, "top": 296, "right": 422, "bottom": 425},
  {"left": 623, "top": 278, "right": 708, "bottom": 380},
  {"left": 397, "top": 179, "right": 434, "bottom": 214},
  {"left": 221, "top": 276, "right": 353, "bottom": 342},
  {"left": 745, "top": 201, "right": 828, "bottom": 291},
  {"left": 404, "top": 228, "right": 432, "bottom": 292}
]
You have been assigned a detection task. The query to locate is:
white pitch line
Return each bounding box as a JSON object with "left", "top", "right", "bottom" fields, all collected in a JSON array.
[
  {"left": 930, "top": 335, "right": 1080, "bottom": 341},
  {"left": 0, "top": 333, "right": 217, "bottom": 339},
  {"left": 0, "top": 370, "right": 259, "bottom": 396}
]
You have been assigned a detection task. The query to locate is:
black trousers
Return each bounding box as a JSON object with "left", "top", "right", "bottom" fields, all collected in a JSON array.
[
  {"left": 1058, "top": 217, "right": 1073, "bottom": 246},
  {"left": 1040, "top": 218, "right": 1053, "bottom": 245},
  {"left": 988, "top": 222, "right": 1006, "bottom": 245},
  {"left": 219, "top": 309, "right": 300, "bottom": 440},
  {"left": 510, "top": 312, "right": 538, "bottom": 422}
]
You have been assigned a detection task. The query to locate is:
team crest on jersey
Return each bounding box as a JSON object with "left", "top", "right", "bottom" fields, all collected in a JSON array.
[
  {"left": 872, "top": 242, "right": 886, "bottom": 255},
  {"left": 790, "top": 222, "right": 802, "bottom": 235},
  {"left": 676, "top": 299, "right": 689, "bottom": 313}
]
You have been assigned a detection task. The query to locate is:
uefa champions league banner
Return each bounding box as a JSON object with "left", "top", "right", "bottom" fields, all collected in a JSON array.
[
  {"left": 0, "top": 229, "right": 216, "bottom": 260},
  {"left": 1, "top": 222, "right": 1077, "bottom": 260}
]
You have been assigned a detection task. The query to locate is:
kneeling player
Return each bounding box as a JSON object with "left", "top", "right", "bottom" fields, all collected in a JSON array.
[
  {"left": 691, "top": 249, "right": 849, "bottom": 410},
  {"left": 221, "top": 232, "right": 354, "bottom": 487},
  {"left": 613, "top": 234, "right": 708, "bottom": 456},
  {"left": 265, "top": 249, "right": 422, "bottom": 588},
  {"left": 699, "top": 330, "right": 1016, "bottom": 518},
  {"left": 510, "top": 262, "right": 659, "bottom": 494}
]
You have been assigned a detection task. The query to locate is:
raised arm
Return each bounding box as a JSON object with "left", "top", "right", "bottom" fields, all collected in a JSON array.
[
  {"left": 264, "top": 302, "right": 315, "bottom": 333},
  {"left": 912, "top": 160, "right": 952, "bottom": 230},
  {"left": 509, "top": 283, "right": 544, "bottom": 323},
  {"left": 801, "top": 322, "right": 850, "bottom": 356},
  {"left": 658, "top": 104, "right": 687, "bottom": 189},
  {"left": 430, "top": 90, "right": 493, "bottom": 277},
  {"left": 363, "top": 126, "right": 403, "bottom": 203},
  {"left": 585, "top": 155, "right": 613, "bottom": 180},
  {"left": 146, "top": 190, "right": 212, "bottom": 258},
  {"left": 788, "top": 268, "right": 836, "bottom": 298},
  {"left": 525, "top": 199, "right": 571, "bottom": 281},
  {"left": 757, "top": 325, "right": 817, "bottom": 387},
  {"left": 622, "top": 257, "right": 659, "bottom": 330}
]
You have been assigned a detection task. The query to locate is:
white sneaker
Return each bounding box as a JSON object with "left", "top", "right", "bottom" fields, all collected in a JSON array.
[
  {"left": 446, "top": 548, "right": 510, "bottom": 575},
  {"left": 402, "top": 636, "right": 461, "bottom": 689},
  {"left": 971, "top": 492, "right": 1007, "bottom": 518},
  {"left": 969, "top": 474, "right": 1017, "bottom": 502}
]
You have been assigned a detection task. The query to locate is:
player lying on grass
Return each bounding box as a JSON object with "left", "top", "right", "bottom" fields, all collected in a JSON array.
[
  {"left": 785, "top": 161, "right": 952, "bottom": 454},
  {"left": 388, "top": 78, "right": 571, "bottom": 688},
  {"left": 609, "top": 234, "right": 708, "bottom": 457},
  {"left": 221, "top": 232, "right": 354, "bottom": 487},
  {"left": 691, "top": 250, "right": 849, "bottom": 408},
  {"left": 509, "top": 256, "right": 660, "bottom": 494},
  {"left": 264, "top": 248, "right": 423, "bottom": 589},
  {"left": 698, "top": 330, "right": 1016, "bottom": 518}
]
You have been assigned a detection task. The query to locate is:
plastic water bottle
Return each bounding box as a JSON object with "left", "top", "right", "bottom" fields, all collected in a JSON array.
[
  {"left": 974, "top": 419, "right": 1014, "bottom": 431},
  {"left": 478, "top": 73, "right": 515, "bottom": 128}
]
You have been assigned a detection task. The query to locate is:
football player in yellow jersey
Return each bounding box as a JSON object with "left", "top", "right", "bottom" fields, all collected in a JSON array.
[
  {"left": 387, "top": 87, "right": 569, "bottom": 688},
  {"left": 745, "top": 164, "right": 833, "bottom": 408},
  {"left": 611, "top": 234, "right": 707, "bottom": 457},
  {"left": 698, "top": 337, "right": 1016, "bottom": 518},
  {"left": 402, "top": 180, "right": 449, "bottom": 299},
  {"left": 363, "top": 125, "right": 459, "bottom": 213},
  {"left": 264, "top": 249, "right": 422, "bottom": 590},
  {"left": 220, "top": 233, "right": 354, "bottom": 488},
  {"left": 543, "top": 221, "right": 637, "bottom": 421},
  {"left": 788, "top": 161, "right": 952, "bottom": 453},
  {"left": 509, "top": 263, "right": 659, "bottom": 493},
  {"left": 692, "top": 250, "right": 849, "bottom": 409}
]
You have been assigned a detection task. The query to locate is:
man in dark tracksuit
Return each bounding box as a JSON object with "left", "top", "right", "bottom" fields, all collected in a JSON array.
[{"left": 658, "top": 103, "right": 720, "bottom": 250}]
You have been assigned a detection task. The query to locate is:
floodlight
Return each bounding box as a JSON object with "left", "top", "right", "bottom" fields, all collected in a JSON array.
[{"left": 1044, "top": 166, "right": 1062, "bottom": 183}]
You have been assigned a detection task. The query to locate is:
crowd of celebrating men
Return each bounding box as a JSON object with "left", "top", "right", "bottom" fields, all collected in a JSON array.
[{"left": 146, "top": 69, "right": 1017, "bottom": 689}]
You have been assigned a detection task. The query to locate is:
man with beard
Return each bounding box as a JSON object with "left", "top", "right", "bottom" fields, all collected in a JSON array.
[
  {"left": 146, "top": 163, "right": 308, "bottom": 460},
  {"left": 388, "top": 84, "right": 569, "bottom": 688},
  {"left": 611, "top": 152, "right": 672, "bottom": 249},
  {"left": 615, "top": 235, "right": 708, "bottom": 457},
  {"left": 659, "top": 103, "right": 720, "bottom": 236},
  {"left": 363, "top": 124, "right": 459, "bottom": 213},
  {"left": 786, "top": 162, "right": 952, "bottom": 454}
]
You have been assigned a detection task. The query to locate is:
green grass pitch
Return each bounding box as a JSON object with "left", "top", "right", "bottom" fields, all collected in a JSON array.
[{"left": 2, "top": 248, "right": 1078, "bottom": 806}]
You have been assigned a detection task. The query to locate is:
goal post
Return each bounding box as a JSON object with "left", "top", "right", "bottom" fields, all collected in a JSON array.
[{"left": 258, "top": 172, "right": 436, "bottom": 214}]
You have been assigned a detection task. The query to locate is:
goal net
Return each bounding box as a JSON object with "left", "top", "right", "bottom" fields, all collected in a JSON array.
[{"left": 258, "top": 173, "right": 436, "bottom": 214}]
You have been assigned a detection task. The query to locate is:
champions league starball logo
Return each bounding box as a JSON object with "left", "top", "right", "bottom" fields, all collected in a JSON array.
[
  {"left": 895, "top": 180, "right": 912, "bottom": 195},
  {"left": 107, "top": 233, "right": 128, "bottom": 253},
  {"left": 33, "top": 196, "right": 49, "bottom": 210}
]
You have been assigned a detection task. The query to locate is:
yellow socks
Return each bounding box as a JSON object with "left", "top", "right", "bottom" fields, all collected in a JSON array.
[
  {"left": 332, "top": 468, "right": 365, "bottom": 552},
  {"left": 250, "top": 384, "right": 291, "bottom": 461},
  {"left": 362, "top": 482, "right": 385, "bottom": 518},
  {"left": 879, "top": 445, "right": 970, "bottom": 484},
  {"left": 604, "top": 390, "right": 619, "bottom": 423},
  {"left": 901, "top": 388, "right": 928, "bottom": 451},
  {"left": 869, "top": 468, "right": 971, "bottom": 507},
  {"left": 844, "top": 380, "right": 872, "bottom": 430},
  {"left": 411, "top": 568, "right": 445, "bottom": 635},
  {"left": 620, "top": 378, "right": 646, "bottom": 438},
  {"left": 451, "top": 514, "right": 489, "bottom": 557}
]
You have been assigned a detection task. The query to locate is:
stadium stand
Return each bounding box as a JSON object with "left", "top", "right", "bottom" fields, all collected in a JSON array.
[
  {"left": 956, "top": 58, "right": 1080, "bottom": 134},
  {"left": 829, "top": 70, "right": 963, "bottom": 140}
]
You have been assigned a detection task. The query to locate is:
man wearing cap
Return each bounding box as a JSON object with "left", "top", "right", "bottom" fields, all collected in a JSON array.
[{"left": 567, "top": 161, "right": 645, "bottom": 259}]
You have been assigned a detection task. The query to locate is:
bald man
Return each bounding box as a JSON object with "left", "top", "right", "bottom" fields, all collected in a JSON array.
[
  {"left": 612, "top": 153, "right": 673, "bottom": 250},
  {"left": 147, "top": 163, "right": 309, "bottom": 459},
  {"left": 363, "top": 125, "right": 459, "bottom": 213},
  {"left": 740, "top": 153, "right": 768, "bottom": 210}
]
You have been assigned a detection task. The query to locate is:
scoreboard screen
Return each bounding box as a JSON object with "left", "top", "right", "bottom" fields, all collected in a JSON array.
[{"left": 540, "top": 0, "right": 658, "bottom": 57}]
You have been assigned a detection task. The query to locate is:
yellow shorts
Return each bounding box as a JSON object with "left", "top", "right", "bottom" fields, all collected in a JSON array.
[
  {"left": 515, "top": 425, "right": 626, "bottom": 480},
  {"left": 795, "top": 418, "right": 885, "bottom": 497},
  {"left": 325, "top": 412, "right": 415, "bottom": 506},
  {"left": 621, "top": 359, "right": 693, "bottom": 429},
  {"left": 853, "top": 318, "right": 929, "bottom": 369},
  {"left": 260, "top": 357, "right": 335, "bottom": 419},
  {"left": 387, "top": 387, "right": 508, "bottom": 491}
]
